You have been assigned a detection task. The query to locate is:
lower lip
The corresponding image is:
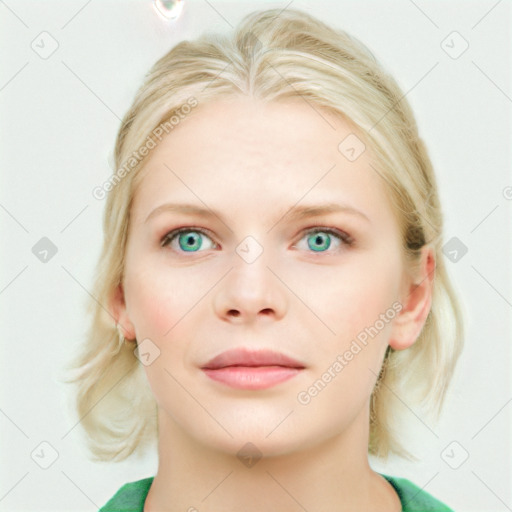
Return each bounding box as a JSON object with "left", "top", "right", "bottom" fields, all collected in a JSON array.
[{"left": 202, "top": 366, "right": 302, "bottom": 390}]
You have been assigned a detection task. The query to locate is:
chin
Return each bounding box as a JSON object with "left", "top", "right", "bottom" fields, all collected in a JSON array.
[{"left": 198, "top": 417, "right": 322, "bottom": 460}]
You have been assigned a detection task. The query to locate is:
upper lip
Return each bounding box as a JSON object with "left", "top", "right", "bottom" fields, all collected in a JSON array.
[{"left": 202, "top": 348, "right": 305, "bottom": 370}]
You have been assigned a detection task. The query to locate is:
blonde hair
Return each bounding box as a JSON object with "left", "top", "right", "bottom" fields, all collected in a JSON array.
[{"left": 63, "top": 7, "right": 465, "bottom": 461}]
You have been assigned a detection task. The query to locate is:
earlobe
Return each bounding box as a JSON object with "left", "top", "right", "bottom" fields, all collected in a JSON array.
[
  {"left": 388, "top": 245, "right": 436, "bottom": 351},
  {"left": 110, "top": 283, "right": 136, "bottom": 340}
]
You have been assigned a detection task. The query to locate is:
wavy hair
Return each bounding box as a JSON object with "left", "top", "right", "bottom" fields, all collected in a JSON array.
[{"left": 63, "top": 7, "right": 465, "bottom": 461}]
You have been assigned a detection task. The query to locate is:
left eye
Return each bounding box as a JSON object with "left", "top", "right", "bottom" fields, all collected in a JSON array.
[{"left": 294, "top": 228, "right": 353, "bottom": 253}]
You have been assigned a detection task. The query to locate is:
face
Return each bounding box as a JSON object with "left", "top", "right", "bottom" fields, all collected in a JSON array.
[{"left": 113, "top": 97, "right": 426, "bottom": 457}]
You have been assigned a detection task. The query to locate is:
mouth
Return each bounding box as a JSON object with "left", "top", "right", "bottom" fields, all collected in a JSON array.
[{"left": 201, "top": 348, "right": 305, "bottom": 390}]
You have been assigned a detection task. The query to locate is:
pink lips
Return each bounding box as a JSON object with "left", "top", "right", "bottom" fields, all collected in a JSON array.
[{"left": 201, "top": 348, "right": 305, "bottom": 390}]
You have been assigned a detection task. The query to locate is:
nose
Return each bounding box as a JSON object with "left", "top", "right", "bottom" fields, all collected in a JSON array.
[{"left": 213, "top": 249, "right": 288, "bottom": 324}]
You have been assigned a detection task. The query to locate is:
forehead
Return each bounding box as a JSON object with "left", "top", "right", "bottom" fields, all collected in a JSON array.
[
  {"left": 130, "top": 97, "right": 394, "bottom": 229},
  {"left": 152, "top": 96, "right": 359, "bottom": 170}
]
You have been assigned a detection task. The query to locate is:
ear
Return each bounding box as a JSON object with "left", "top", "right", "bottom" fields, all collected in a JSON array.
[
  {"left": 388, "top": 245, "right": 436, "bottom": 351},
  {"left": 110, "top": 283, "right": 136, "bottom": 340}
]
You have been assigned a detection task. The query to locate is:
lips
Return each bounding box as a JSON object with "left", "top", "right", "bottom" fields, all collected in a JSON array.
[
  {"left": 202, "top": 348, "right": 305, "bottom": 370},
  {"left": 201, "top": 348, "right": 305, "bottom": 390}
]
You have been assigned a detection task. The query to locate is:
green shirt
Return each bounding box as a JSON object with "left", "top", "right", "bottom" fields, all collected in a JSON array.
[{"left": 99, "top": 474, "right": 453, "bottom": 511}]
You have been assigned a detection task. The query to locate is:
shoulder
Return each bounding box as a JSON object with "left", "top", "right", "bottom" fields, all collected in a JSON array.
[
  {"left": 381, "top": 474, "right": 453, "bottom": 511},
  {"left": 99, "top": 477, "right": 154, "bottom": 512}
]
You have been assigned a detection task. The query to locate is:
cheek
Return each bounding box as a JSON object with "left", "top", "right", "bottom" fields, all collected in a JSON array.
[
  {"left": 124, "top": 264, "right": 193, "bottom": 340},
  {"left": 311, "top": 255, "right": 401, "bottom": 340}
]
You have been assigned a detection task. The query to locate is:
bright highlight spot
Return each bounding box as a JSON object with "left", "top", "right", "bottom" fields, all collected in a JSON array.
[{"left": 154, "top": 0, "right": 184, "bottom": 20}]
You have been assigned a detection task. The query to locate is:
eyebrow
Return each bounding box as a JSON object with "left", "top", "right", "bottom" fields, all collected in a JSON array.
[{"left": 144, "top": 202, "right": 370, "bottom": 225}]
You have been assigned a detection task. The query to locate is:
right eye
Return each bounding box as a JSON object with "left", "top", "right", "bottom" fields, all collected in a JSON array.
[{"left": 161, "top": 228, "right": 218, "bottom": 253}]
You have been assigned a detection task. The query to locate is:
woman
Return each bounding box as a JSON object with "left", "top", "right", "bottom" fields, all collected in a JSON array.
[{"left": 66, "top": 7, "right": 464, "bottom": 511}]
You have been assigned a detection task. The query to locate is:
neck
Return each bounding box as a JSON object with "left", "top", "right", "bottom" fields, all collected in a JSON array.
[{"left": 144, "top": 406, "right": 400, "bottom": 512}]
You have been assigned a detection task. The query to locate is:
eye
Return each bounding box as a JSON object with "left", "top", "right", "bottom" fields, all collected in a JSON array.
[
  {"left": 294, "top": 227, "right": 354, "bottom": 253},
  {"left": 161, "top": 228, "right": 217, "bottom": 253},
  {"left": 160, "top": 226, "right": 354, "bottom": 255}
]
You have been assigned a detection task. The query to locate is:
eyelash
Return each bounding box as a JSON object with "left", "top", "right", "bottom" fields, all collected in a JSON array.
[{"left": 160, "top": 226, "right": 354, "bottom": 254}]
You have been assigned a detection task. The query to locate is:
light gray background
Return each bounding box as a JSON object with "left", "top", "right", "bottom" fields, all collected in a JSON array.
[{"left": 1, "top": 0, "right": 511, "bottom": 510}]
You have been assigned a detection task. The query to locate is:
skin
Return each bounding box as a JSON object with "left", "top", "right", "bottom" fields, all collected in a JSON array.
[{"left": 111, "top": 96, "right": 435, "bottom": 512}]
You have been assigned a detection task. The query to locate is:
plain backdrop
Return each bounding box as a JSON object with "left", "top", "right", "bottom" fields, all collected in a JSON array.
[{"left": 1, "top": 0, "right": 511, "bottom": 510}]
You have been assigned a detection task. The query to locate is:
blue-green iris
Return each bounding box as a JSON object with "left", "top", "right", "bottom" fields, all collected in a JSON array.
[
  {"left": 178, "top": 232, "right": 203, "bottom": 252},
  {"left": 307, "top": 232, "right": 331, "bottom": 252}
]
